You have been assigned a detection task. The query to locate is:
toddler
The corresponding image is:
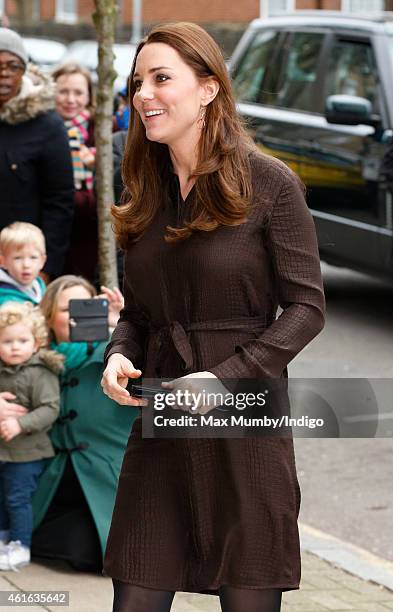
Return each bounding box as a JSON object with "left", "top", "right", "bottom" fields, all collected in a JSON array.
[
  {"left": 0, "top": 302, "right": 63, "bottom": 570},
  {"left": 0, "top": 222, "right": 47, "bottom": 306}
]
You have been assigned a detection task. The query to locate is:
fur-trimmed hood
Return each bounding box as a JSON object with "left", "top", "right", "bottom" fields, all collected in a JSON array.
[
  {"left": 0, "top": 348, "right": 64, "bottom": 374},
  {"left": 36, "top": 348, "right": 65, "bottom": 374},
  {"left": 0, "top": 63, "right": 56, "bottom": 125}
]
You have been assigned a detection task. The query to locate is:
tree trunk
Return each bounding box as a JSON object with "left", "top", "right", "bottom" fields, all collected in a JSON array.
[{"left": 93, "top": 0, "right": 118, "bottom": 288}]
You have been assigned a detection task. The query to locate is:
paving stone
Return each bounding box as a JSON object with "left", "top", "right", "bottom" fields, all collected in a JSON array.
[
  {"left": 302, "top": 574, "right": 345, "bottom": 590},
  {"left": 351, "top": 604, "right": 393, "bottom": 612},
  {"left": 298, "top": 579, "right": 317, "bottom": 591},
  {"left": 331, "top": 588, "right": 390, "bottom": 604},
  {"left": 319, "top": 568, "right": 358, "bottom": 581},
  {"left": 308, "top": 591, "right": 354, "bottom": 610},
  {"left": 283, "top": 589, "right": 321, "bottom": 604},
  {"left": 337, "top": 572, "right": 393, "bottom": 599},
  {"left": 173, "top": 593, "right": 220, "bottom": 611},
  {"left": 1, "top": 551, "right": 393, "bottom": 612},
  {"left": 4, "top": 559, "right": 114, "bottom": 612},
  {"left": 0, "top": 575, "right": 18, "bottom": 590},
  {"left": 335, "top": 579, "right": 392, "bottom": 600},
  {"left": 283, "top": 605, "right": 330, "bottom": 611},
  {"left": 301, "top": 554, "right": 322, "bottom": 569}
]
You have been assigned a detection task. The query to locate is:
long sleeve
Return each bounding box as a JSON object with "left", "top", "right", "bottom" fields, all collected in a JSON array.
[
  {"left": 104, "top": 260, "right": 149, "bottom": 369},
  {"left": 38, "top": 112, "right": 74, "bottom": 277},
  {"left": 210, "top": 170, "right": 325, "bottom": 379},
  {"left": 18, "top": 369, "right": 60, "bottom": 434}
]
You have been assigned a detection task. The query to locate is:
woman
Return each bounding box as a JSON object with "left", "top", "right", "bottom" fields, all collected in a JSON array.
[
  {"left": 52, "top": 64, "right": 98, "bottom": 284},
  {"left": 101, "top": 22, "right": 325, "bottom": 612},
  {"left": 31, "top": 276, "right": 138, "bottom": 571},
  {"left": 0, "top": 28, "right": 74, "bottom": 281}
]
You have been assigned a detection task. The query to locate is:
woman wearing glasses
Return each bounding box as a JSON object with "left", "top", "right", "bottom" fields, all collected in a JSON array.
[{"left": 0, "top": 28, "right": 74, "bottom": 281}]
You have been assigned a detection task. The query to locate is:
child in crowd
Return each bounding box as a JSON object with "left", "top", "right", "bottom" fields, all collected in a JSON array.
[
  {"left": 0, "top": 222, "right": 47, "bottom": 306},
  {"left": 0, "top": 302, "right": 63, "bottom": 571}
]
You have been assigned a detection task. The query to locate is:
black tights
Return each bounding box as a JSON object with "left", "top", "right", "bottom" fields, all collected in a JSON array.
[{"left": 112, "top": 580, "right": 282, "bottom": 612}]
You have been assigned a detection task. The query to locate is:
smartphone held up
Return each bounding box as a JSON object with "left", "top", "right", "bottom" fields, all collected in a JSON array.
[{"left": 69, "top": 298, "right": 109, "bottom": 342}]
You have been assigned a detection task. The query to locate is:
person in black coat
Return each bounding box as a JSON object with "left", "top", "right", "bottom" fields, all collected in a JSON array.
[{"left": 0, "top": 28, "right": 74, "bottom": 280}]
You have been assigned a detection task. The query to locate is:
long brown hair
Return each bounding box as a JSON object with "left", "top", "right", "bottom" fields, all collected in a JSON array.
[{"left": 112, "top": 22, "right": 257, "bottom": 247}]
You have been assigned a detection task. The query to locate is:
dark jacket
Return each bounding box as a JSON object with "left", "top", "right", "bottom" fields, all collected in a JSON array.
[
  {"left": 0, "top": 65, "right": 74, "bottom": 277},
  {"left": 0, "top": 349, "right": 63, "bottom": 462}
]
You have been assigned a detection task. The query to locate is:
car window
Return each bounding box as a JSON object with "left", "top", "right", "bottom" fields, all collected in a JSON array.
[
  {"left": 231, "top": 30, "right": 281, "bottom": 103},
  {"left": 272, "top": 32, "right": 325, "bottom": 112},
  {"left": 325, "top": 39, "right": 379, "bottom": 111}
]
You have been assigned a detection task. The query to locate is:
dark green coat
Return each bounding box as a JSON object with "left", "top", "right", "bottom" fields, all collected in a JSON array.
[{"left": 32, "top": 342, "right": 138, "bottom": 556}]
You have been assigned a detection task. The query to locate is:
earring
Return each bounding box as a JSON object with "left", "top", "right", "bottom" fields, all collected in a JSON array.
[{"left": 198, "top": 106, "right": 206, "bottom": 128}]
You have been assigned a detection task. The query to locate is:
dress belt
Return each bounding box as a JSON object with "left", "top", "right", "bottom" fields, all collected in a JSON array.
[{"left": 149, "top": 316, "right": 267, "bottom": 372}]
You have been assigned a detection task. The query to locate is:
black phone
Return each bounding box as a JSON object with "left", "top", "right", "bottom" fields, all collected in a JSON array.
[
  {"left": 69, "top": 298, "right": 109, "bottom": 342},
  {"left": 128, "top": 384, "right": 165, "bottom": 398}
]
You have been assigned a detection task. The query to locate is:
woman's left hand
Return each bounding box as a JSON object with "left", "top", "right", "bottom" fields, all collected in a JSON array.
[
  {"left": 161, "top": 372, "right": 233, "bottom": 415},
  {"left": 98, "top": 286, "right": 124, "bottom": 330}
]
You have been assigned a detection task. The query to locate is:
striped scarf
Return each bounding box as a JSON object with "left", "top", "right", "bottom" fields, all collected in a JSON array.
[{"left": 65, "top": 110, "right": 94, "bottom": 191}]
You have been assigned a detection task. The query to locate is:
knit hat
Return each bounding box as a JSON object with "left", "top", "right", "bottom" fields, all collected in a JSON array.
[{"left": 0, "top": 28, "right": 28, "bottom": 65}]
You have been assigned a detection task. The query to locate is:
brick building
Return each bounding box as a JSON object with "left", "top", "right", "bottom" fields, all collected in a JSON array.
[
  {"left": 1, "top": 0, "right": 392, "bottom": 54},
  {"left": 1, "top": 0, "right": 390, "bottom": 27}
]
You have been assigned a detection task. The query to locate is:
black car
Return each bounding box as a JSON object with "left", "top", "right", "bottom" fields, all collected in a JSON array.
[{"left": 229, "top": 11, "right": 393, "bottom": 277}]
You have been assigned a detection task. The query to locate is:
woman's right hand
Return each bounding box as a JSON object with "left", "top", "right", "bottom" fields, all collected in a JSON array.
[
  {"left": 101, "top": 354, "right": 147, "bottom": 407},
  {"left": 0, "top": 392, "right": 28, "bottom": 421}
]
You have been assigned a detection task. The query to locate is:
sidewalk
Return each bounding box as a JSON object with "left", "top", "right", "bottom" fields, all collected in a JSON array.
[
  {"left": 0, "top": 548, "right": 393, "bottom": 611},
  {"left": 0, "top": 551, "right": 393, "bottom": 612}
]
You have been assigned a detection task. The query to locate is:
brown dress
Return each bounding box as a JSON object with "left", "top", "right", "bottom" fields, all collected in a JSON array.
[{"left": 103, "top": 151, "right": 325, "bottom": 594}]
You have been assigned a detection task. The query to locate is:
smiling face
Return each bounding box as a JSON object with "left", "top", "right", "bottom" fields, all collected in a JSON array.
[
  {"left": 55, "top": 72, "right": 90, "bottom": 120},
  {"left": 1, "top": 245, "right": 46, "bottom": 287},
  {"left": 132, "top": 42, "right": 217, "bottom": 149},
  {"left": 0, "top": 51, "right": 25, "bottom": 108},
  {"left": 0, "top": 322, "right": 38, "bottom": 365},
  {"left": 50, "top": 285, "right": 92, "bottom": 343}
]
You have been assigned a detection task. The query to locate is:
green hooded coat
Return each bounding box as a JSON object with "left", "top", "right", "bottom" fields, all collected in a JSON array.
[{"left": 32, "top": 342, "right": 138, "bottom": 556}]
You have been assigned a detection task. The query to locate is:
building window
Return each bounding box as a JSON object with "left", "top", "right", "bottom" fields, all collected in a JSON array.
[
  {"left": 269, "top": 0, "right": 295, "bottom": 14},
  {"left": 56, "top": 0, "right": 77, "bottom": 23},
  {"left": 260, "top": 0, "right": 295, "bottom": 18},
  {"left": 341, "top": 0, "right": 383, "bottom": 10},
  {"left": 32, "top": 0, "right": 40, "bottom": 21}
]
